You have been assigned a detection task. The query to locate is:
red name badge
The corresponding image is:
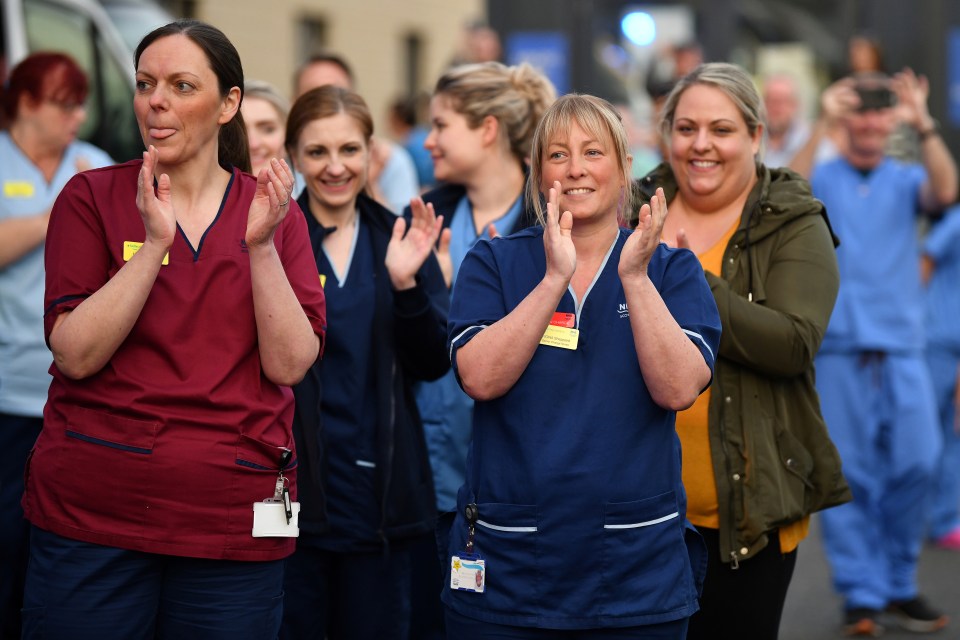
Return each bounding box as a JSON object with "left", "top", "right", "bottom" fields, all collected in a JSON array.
[{"left": 550, "top": 312, "right": 575, "bottom": 328}]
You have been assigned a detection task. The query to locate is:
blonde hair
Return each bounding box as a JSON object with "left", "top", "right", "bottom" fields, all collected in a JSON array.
[
  {"left": 434, "top": 61, "right": 556, "bottom": 163},
  {"left": 244, "top": 79, "right": 290, "bottom": 122},
  {"left": 659, "top": 62, "right": 766, "bottom": 162},
  {"left": 526, "top": 94, "right": 633, "bottom": 225}
]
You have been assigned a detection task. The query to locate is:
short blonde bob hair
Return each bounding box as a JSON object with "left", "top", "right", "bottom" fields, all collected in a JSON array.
[{"left": 526, "top": 94, "right": 633, "bottom": 225}]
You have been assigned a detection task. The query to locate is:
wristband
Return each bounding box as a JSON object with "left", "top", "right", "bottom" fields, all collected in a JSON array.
[{"left": 918, "top": 121, "right": 940, "bottom": 141}]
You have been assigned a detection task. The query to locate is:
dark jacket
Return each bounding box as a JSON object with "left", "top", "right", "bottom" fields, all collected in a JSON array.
[
  {"left": 403, "top": 180, "right": 540, "bottom": 239},
  {"left": 637, "top": 163, "right": 852, "bottom": 566},
  {"left": 292, "top": 191, "right": 450, "bottom": 543}
]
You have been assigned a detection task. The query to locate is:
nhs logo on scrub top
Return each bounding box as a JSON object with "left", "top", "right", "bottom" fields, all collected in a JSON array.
[{"left": 618, "top": 303, "right": 629, "bottom": 319}]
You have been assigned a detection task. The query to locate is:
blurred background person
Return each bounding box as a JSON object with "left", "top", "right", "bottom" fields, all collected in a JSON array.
[
  {"left": 280, "top": 85, "right": 449, "bottom": 640},
  {"left": 294, "top": 53, "right": 419, "bottom": 214},
  {"left": 387, "top": 93, "right": 435, "bottom": 191},
  {"left": 448, "top": 19, "right": 503, "bottom": 67},
  {"left": 762, "top": 73, "right": 812, "bottom": 168},
  {"left": 0, "top": 51, "right": 113, "bottom": 640},
  {"left": 21, "top": 20, "right": 325, "bottom": 638},
  {"left": 242, "top": 79, "right": 290, "bottom": 179},
  {"left": 810, "top": 68, "right": 956, "bottom": 636},
  {"left": 638, "top": 62, "right": 850, "bottom": 640},
  {"left": 921, "top": 206, "right": 960, "bottom": 553},
  {"left": 847, "top": 33, "right": 886, "bottom": 75},
  {"left": 404, "top": 60, "right": 555, "bottom": 639}
]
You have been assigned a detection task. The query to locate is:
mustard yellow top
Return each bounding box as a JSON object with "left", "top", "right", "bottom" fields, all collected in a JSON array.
[{"left": 674, "top": 222, "right": 809, "bottom": 553}]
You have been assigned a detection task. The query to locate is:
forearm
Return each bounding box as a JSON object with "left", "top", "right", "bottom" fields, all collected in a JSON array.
[
  {"left": 249, "top": 243, "right": 320, "bottom": 386},
  {"left": 0, "top": 212, "right": 49, "bottom": 268},
  {"left": 49, "top": 240, "right": 167, "bottom": 379},
  {"left": 623, "top": 275, "right": 711, "bottom": 410},
  {"left": 456, "top": 274, "right": 567, "bottom": 400},
  {"left": 919, "top": 128, "right": 959, "bottom": 207},
  {"left": 787, "top": 119, "right": 829, "bottom": 179}
]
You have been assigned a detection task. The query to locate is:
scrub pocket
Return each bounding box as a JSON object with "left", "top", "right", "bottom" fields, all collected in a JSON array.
[
  {"left": 55, "top": 407, "right": 159, "bottom": 533},
  {"left": 451, "top": 501, "right": 540, "bottom": 613},
  {"left": 600, "top": 490, "right": 695, "bottom": 615}
]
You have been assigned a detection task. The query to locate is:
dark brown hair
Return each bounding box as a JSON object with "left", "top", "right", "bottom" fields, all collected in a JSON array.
[{"left": 135, "top": 20, "right": 250, "bottom": 172}]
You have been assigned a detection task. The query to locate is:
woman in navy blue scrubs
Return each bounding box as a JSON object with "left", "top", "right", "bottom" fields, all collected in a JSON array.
[
  {"left": 443, "top": 94, "right": 722, "bottom": 637},
  {"left": 280, "top": 86, "right": 450, "bottom": 639}
]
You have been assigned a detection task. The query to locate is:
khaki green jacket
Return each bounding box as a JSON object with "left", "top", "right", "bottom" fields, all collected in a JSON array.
[{"left": 637, "top": 163, "right": 852, "bottom": 566}]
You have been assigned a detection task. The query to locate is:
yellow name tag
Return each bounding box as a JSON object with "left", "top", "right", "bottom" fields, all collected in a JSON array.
[
  {"left": 123, "top": 241, "right": 169, "bottom": 265},
  {"left": 319, "top": 273, "right": 326, "bottom": 288},
  {"left": 540, "top": 325, "right": 579, "bottom": 350},
  {"left": 3, "top": 181, "right": 35, "bottom": 198}
]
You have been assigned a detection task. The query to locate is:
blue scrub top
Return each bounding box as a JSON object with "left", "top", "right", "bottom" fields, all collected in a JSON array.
[
  {"left": 924, "top": 206, "right": 960, "bottom": 352},
  {"left": 315, "top": 217, "right": 381, "bottom": 551},
  {"left": 443, "top": 227, "right": 720, "bottom": 629},
  {"left": 0, "top": 132, "right": 113, "bottom": 416},
  {"left": 812, "top": 157, "right": 927, "bottom": 352}
]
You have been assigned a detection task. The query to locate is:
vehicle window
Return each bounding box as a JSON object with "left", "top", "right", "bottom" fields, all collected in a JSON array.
[{"left": 23, "top": 0, "right": 142, "bottom": 160}]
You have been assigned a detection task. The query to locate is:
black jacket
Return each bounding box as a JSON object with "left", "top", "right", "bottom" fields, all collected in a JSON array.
[
  {"left": 403, "top": 180, "right": 540, "bottom": 238},
  {"left": 292, "top": 191, "right": 450, "bottom": 543}
]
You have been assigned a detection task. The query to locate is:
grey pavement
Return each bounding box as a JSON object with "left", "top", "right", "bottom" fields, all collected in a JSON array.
[{"left": 780, "top": 514, "right": 960, "bottom": 639}]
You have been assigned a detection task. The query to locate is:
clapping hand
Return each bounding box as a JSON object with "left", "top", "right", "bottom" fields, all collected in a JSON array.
[
  {"left": 543, "top": 181, "right": 576, "bottom": 285},
  {"left": 135, "top": 145, "right": 177, "bottom": 251},
  {"left": 386, "top": 197, "right": 444, "bottom": 290},
  {"left": 246, "top": 158, "right": 295, "bottom": 248},
  {"left": 619, "top": 187, "right": 668, "bottom": 279}
]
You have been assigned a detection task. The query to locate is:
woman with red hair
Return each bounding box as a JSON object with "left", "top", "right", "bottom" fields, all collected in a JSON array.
[{"left": 0, "top": 51, "right": 113, "bottom": 639}]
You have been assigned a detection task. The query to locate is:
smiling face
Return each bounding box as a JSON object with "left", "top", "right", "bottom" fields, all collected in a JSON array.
[
  {"left": 424, "top": 94, "right": 488, "bottom": 184},
  {"left": 668, "top": 83, "right": 761, "bottom": 210},
  {"left": 242, "top": 96, "right": 286, "bottom": 177},
  {"left": 539, "top": 119, "right": 625, "bottom": 224},
  {"left": 291, "top": 111, "right": 369, "bottom": 218},
  {"left": 134, "top": 34, "right": 239, "bottom": 169}
]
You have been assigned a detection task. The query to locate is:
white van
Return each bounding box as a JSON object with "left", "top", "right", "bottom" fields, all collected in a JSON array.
[{"left": 1, "top": 0, "right": 173, "bottom": 161}]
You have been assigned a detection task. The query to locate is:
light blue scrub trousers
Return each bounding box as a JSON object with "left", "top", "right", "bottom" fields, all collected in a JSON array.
[
  {"left": 925, "top": 348, "right": 960, "bottom": 539},
  {"left": 815, "top": 351, "right": 942, "bottom": 610}
]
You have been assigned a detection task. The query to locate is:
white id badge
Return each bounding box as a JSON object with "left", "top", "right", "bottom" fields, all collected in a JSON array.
[
  {"left": 252, "top": 500, "right": 301, "bottom": 537},
  {"left": 450, "top": 554, "right": 485, "bottom": 593}
]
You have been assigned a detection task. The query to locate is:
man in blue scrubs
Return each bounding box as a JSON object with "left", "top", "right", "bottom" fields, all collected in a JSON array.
[{"left": 810, "top": 69, "right": 957, "bottom": 636}]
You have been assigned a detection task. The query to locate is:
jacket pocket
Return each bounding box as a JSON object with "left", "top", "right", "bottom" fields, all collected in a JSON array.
[
  {"left": 450, "top": 501, "right": 540, "bottom": 613},
  {"left": 600, "top": 491, "right": 695, "bottom": 616},
  {"left": 752, "top": 417, "right": 813, "bottom": 527}
]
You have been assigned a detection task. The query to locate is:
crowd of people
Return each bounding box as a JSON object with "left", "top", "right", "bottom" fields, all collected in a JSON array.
[{"left": 1, "top": 15, "right": 959, "bottom": 640}]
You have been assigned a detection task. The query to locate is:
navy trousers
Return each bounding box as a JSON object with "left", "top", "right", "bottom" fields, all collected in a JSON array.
[{"left": 22, "top": 526, "right": 284, "bottom": 639}]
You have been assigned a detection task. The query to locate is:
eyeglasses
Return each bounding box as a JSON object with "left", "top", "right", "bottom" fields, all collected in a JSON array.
[{"left": 45, "top": 99, "right": 87, "bottom": 113}]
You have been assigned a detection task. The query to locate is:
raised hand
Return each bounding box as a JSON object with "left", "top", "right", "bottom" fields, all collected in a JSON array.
[
  {"left": 135, "top": 145, "right": 177, "bottom": 250},
  {"left": 543, "top": 181, "right": 576, "bottom": 285},
  {"left": 619, "top": 187, "right": 668, "bottom": 279},
  {"left": 820, "top": 77, "right": 859, "bottom": 124},
  {"left": 386, "top": 197, "right": 444, "bottom": 290},
  {"left": 890, "top": 67, "right": 933, "bottom": 131},
  {"left": 246, "top": 158, "right": 295, "bottom": 248}
]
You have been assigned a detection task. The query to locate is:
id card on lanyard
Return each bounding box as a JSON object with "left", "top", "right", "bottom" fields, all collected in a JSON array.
[{"left": 450, "top": 502, "right": 485, "bottom": 593}]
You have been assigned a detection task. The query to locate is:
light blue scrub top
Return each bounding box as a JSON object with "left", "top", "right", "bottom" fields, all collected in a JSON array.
[
  {"left": 0, "top": 132, "right": 113, "bottom": 416},
  {"left": 811, "top": 157, "right": 928, "bottom": 353}
]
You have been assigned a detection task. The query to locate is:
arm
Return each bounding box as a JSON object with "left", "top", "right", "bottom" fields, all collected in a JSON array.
[
  {"left": 387, "top": 197, "right": 450, "bottom": 381},
  {"left": 620, "top": 188, "right": 711, "bottom": 410},
  {"left": 892, "top": 68, "right": 958, "bottom": 209},
  {"left": 788, "top": 79, "right": 857, "bottom": 179},
  {"left": 49, "top": 147, "right": 176, "bottom": 379},
  {"left": 246, "top": 158, "right": 320, "bottom": 386},
  {"left": 0, "top": 211, "right": 50, "bottom": 268},
  {"left": 707, "top": 214, "right": 839, "bottom": 377},
  {"left": 455, "top": 183, "right": 575, "bottom": 401}
]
